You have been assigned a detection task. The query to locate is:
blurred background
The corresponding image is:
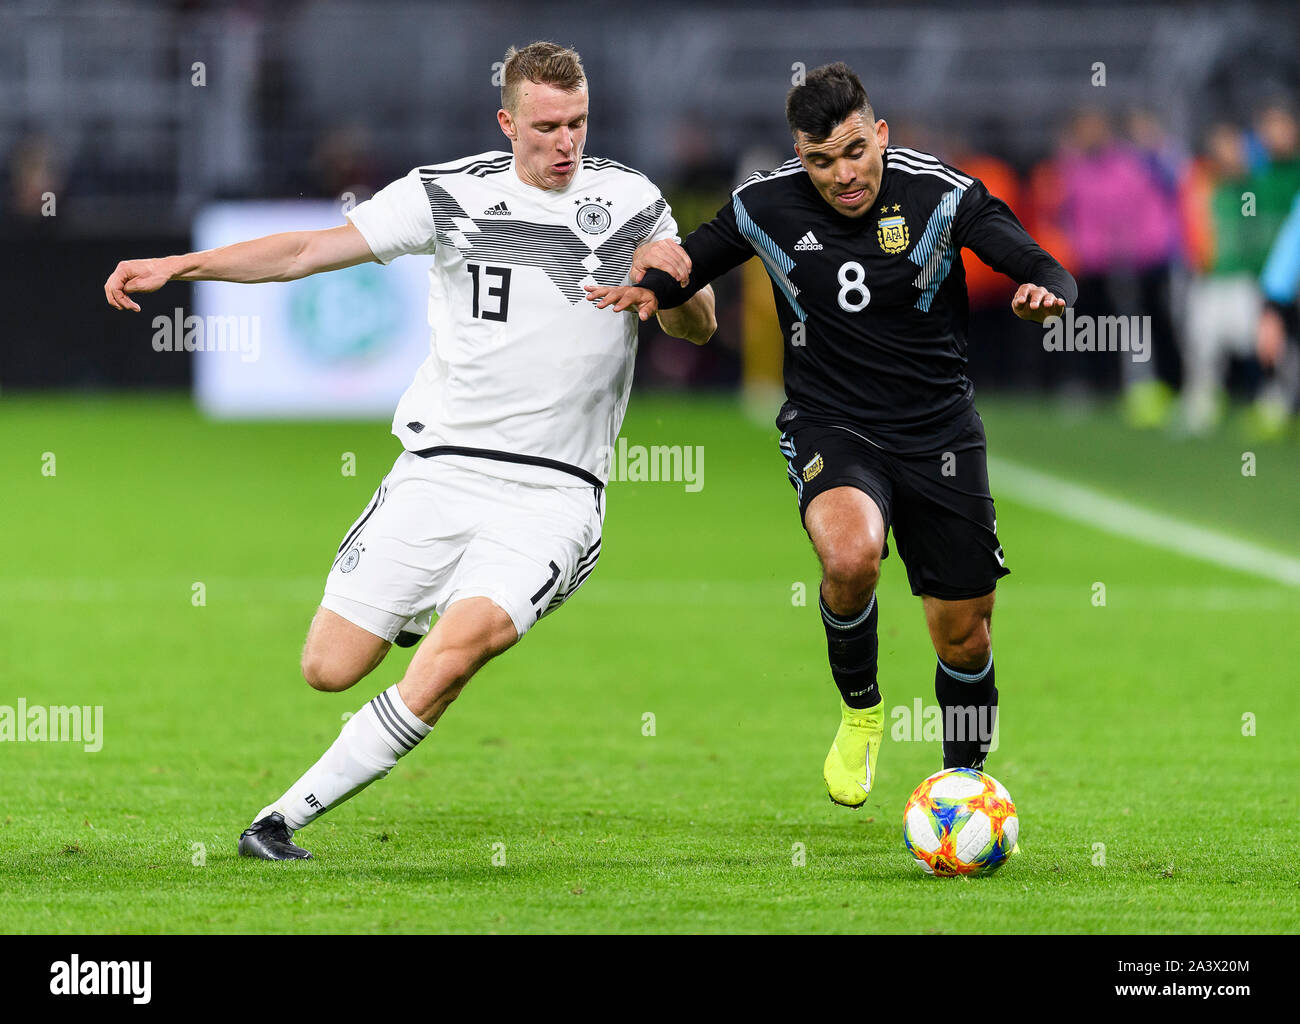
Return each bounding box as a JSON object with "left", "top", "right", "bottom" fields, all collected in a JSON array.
[
  {"left": 3, "top": 0, "right": 1300, "bottom": 433},
  {"left": 4, "top": 1, "right": 1300, "bottom": 937}
]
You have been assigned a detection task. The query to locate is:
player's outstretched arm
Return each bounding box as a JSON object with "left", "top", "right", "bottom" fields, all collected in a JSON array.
[
  {"left": 951, "top": 179, "right": 1077, "bottom": 327},
  {"left": 104, "top": 223, "right": 376, "bottom": 312}
]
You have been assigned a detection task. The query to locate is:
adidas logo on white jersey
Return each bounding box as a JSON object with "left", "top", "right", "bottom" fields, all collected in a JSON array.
[
  {"left": 482, "top": 201, "right": 511, "bottom": 216},
  {"left": 793, "top": 231, "right": 823, "bottom": 251}
]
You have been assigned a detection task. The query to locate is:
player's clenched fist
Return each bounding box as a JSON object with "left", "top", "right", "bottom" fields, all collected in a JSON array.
[
  {"left": 1011, "top": 283, "right": 1066, "bottom": 324},
  {"left": 104, "top": 257, "right": 175, "bottom": 312},
  {"left": 632, "top": 239, "right": 691, "bottom": 287}
]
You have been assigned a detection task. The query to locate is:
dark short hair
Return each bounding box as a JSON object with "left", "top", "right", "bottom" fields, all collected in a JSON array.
[{"left": 786, "top": 62, "right": 875, "bottom": 140}]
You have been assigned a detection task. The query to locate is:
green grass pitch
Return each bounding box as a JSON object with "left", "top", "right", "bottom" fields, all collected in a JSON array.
[{"left": 1, "top": 393, "right": 1297, "bottom": 933}]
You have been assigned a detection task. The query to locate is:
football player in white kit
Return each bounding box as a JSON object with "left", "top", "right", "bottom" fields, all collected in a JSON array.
[{"left": 103, "top": 42, "right": 716, "bottom": 860}]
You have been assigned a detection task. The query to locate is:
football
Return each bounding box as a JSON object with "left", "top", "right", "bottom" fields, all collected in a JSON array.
[{"left": 903, "top": 768, "right": 1019, "bottom": 876}]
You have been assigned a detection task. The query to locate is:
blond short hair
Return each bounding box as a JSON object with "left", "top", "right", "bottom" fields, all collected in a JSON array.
[{"left": 500, "top": 41, "right": 586, "bottom": 113}]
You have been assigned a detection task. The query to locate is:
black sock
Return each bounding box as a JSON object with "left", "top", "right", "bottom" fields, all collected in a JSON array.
[
  {"left": 935, "top": 655, "right": 997, "bottom": 769},
  {"left": 820, "top": 592, "right": 881, "bottom": 709}
]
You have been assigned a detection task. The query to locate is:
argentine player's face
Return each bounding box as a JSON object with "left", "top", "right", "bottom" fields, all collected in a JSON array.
[
  {"left": 500, "top": 81, "right": 589, "bottom": 192},
  {"left": 795, "top": 112, "right": 888, "bottom": 219}
]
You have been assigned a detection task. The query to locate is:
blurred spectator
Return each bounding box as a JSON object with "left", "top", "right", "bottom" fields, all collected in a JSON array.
[
  {"left": 2, "top": 134, "right": 64, "bottom": 236},
  {"left": 290, "top": 123, "right": 384, "bottom": 201},
  {"left": 1180, "top": 122, "right": 1264, "bottom": 433},
  {"left": 1245, "top": 101, "right": 1300, "bottom": 239},
  {"left": 1245, "top": 101, "right": 1300, "bottom": 274},
  {"left": 1050, "top": 108, "right": 1185, "bottom": 422},
  {"left": 664, "top": 116, "right": 736, "bottom": 228},
  {"left": 1129, "top": 108, "right": 1191, "bottom": 192},
  {"left": 1248, "top": 101, "right": 1300, "bottom": 174},
  {"left": 1254, "top": 187, "right": 1300, "bottom": 436},
  {"left": 1180, "top": 103, "right": 1300, "bottom": 434},
  {"left": 1127, "top": 105, "right": 1193, "bottom": 388}
]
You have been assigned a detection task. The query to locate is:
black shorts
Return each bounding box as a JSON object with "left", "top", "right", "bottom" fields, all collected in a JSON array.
[{"left": 777, "top": 409, "right": 1009, "bottom": 601}]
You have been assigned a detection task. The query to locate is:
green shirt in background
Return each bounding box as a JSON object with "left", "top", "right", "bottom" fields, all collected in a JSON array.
[{"left": 1210, "top": 158, "right": 1300, "bottom": 276}]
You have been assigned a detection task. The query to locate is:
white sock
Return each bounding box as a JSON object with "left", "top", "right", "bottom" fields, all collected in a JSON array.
[{"left": 256, "top": 683, "right": 431, "bottom": 831}]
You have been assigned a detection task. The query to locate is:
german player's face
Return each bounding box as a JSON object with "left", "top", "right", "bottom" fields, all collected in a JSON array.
[
  {"left": 796, "top": 114, "right": 888, "bottom": 218},
  {"left": 501, "top": 83, "right": 588, "bottom": 191}
]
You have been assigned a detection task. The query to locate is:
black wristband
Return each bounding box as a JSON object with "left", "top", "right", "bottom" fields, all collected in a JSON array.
[
  {"left": 1037, "top": 272, "right": 1078, "bottom": 307},
  {"left": 636, "top": 267, "right": 688, "bottom": 309}
]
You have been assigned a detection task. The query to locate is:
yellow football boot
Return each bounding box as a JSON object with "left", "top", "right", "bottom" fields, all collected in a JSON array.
[{"left": 824, "top": 699, "right": 884, "bottom": 807}]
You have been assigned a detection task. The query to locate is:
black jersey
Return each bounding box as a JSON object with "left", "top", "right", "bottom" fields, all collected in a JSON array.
[{"left": 641, "top": 146, "right": 1077, "bottom": 453}]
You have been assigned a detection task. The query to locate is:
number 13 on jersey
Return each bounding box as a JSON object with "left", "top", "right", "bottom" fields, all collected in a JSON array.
[{"left": 467, "top": 263, "right": 512, "bottom": 322}]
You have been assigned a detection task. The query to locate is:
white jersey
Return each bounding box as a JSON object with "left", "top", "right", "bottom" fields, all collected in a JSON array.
[{"left": 346, "top": 151, "right": 678, "bottom": 487}]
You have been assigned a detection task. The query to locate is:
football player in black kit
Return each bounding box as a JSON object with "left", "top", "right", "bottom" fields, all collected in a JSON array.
[{"left": 586, "top": 63, "right": 1076, "bottom": 811}]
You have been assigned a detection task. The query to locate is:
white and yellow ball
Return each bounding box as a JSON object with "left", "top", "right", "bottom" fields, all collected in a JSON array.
[{"left": 903, "top": 768, "right": 1018, "bottom": 876}]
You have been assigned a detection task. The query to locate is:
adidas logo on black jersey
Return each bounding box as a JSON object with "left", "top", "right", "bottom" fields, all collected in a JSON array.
[
  {"left": 793, "top": 231, "right": 823, "bottom": 251},
  {"left": 482, "top": 201, "right": 511, "bottom": 216}
]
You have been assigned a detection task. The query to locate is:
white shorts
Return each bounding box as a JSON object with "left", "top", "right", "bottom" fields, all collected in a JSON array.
[{"left": 321, "top": 450, "right": 604, "bottom": 642}]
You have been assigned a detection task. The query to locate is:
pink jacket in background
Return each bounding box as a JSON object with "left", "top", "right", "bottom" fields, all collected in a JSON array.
[{"left": 1058, "top": 143, "right": 1183, "bottom": 275}]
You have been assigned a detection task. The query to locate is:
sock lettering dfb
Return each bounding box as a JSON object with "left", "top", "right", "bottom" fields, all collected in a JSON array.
[
  {"left": 256, "top": 683, "right": 431, "bottom": 831},
  {"left": 821, "top": 592, "right": 881, "bottom": 709},
  {"left": 934, "top": 655, "right": 997, "bottom": 769}
]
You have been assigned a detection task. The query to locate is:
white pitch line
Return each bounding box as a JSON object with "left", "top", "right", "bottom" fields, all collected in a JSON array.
[{"left": 988, "top": 457, "right": 1300, "bottom": 589}]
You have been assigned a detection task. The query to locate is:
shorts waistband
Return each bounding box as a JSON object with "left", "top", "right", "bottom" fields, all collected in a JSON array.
[{"left": 409, "top": 444, "right": 603, "bottom": 489}]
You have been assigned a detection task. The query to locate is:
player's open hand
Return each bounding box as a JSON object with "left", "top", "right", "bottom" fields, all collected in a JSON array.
[
  {"left": 104, "top": 258, "right": 174, "bottom": 312},
  {"left": 584, "top": 283, "right": 660, "bottom": 321},
  {"left": 631, "top": 239, "right": 691, "bottom": 286},
  {"left": 1011, "top": 283, "right": 1066, "bottom": 324}
]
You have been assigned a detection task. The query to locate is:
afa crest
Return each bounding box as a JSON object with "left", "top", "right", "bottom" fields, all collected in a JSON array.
[
  {"left": 877, "top": 214, "right": 909, "bottom": 254},
  {"left": 802, "top": 453, "right": 824, "bottom": 482}
]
